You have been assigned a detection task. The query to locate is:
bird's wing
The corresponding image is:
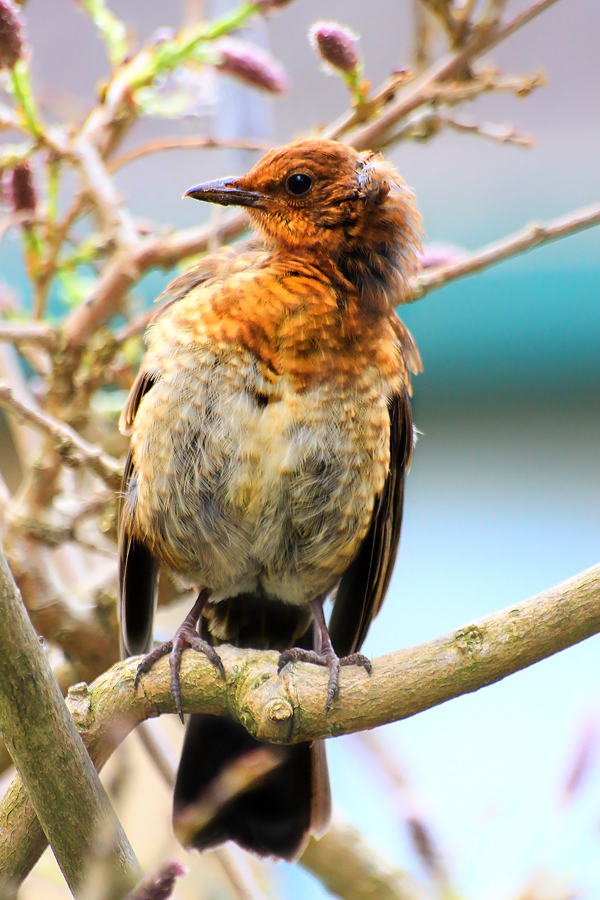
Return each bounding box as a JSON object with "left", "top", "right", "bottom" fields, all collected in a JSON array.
[
  {"left": 118, "top": 372, "right": 160, "bottom": 657},
  {"left": 328, "top": 388, "right": 413, "bottom": 657}
]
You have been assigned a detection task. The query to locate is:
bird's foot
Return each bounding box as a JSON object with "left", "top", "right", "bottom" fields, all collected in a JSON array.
[
  {"left": 134, "top": 622, "right": 225, "bottom": 723},
  {"left": 277, "top": 647, "right": 372, "bottom": 715}
]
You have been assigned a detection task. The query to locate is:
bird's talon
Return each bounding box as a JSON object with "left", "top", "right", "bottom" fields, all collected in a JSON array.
[{"left": 339, "top": 652, "right": 372, "bottom": 675}]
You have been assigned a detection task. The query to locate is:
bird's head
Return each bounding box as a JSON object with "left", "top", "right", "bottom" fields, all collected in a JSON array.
[{"left": 185, "top": 139, "right": 422, "bottom": 305}]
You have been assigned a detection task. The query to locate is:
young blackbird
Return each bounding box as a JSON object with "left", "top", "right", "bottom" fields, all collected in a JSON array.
[{"left": 118, "top": 138, "right": 422, "bottom": 860}]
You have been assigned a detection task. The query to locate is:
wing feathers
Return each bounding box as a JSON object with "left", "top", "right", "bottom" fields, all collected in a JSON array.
[
  {"left": 118, "top": 375, "right": 160, "bottom": 658},
  {"left": 328, "top": 389, "right": 413, "bottom": 657}
]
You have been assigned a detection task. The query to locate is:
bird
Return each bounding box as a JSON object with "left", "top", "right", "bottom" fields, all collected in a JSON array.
[{"left": 118, "top": 138, "right": 422, "bottom": 861}]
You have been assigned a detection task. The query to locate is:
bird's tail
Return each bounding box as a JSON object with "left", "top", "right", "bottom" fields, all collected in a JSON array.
[
  {"left": 173, "top": 713, "right": 330, "bottom": 860},
  {"left": 172, "top": 592, "right": 331, "bottom": 859}
]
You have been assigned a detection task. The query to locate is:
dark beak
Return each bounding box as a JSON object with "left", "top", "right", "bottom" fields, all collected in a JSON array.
[{"left": 184, "top": 177, "right": 267, "bottom": 209}]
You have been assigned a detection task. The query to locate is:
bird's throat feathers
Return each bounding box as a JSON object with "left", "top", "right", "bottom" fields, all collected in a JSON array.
[{"left": 243, "top": 146, "right": 423, "bottom": 314}]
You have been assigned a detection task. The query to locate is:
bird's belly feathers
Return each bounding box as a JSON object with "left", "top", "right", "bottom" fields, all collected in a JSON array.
[{"left": 129, "top": 347, "right": 392, "bottom": 605}]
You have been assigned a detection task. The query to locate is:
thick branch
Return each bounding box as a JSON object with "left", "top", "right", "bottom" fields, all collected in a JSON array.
[
  {"left": 408, "top": 202, "right": 600, "bottom": 300},
  {"left": 0, "top": 381, "right": 123, "bottom": 489},
  {"left": 0, "top": 544, "right": 140, "bottom": 896},
  {"left": 1, "top": 561, "right": 599, "bottom": 887}
]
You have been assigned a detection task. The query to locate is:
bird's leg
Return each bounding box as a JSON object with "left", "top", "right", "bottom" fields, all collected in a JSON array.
[
  {"left": 277, "top": 596, "right": 372, "bottom": 715},
  {"left": 134, "top": 588, "right": 225, "bottom": 722}
]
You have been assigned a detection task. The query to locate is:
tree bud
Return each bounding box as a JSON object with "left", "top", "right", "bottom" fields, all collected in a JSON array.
[
  {"left": 9, "top": 161, "right": 36, "bottom": 215},
  {"left": 0, "top": 0, "right": 24, "bottom": 70},
  {"left": 215, "top": 38, "right": 289, "bottom": 94},
  {"left": 309, "top": 21, "right": 360, "bottom": 75}
]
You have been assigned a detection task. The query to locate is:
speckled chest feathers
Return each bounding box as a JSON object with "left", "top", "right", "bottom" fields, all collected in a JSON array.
[{"left": 119, "top": 139, "right": 422, "bottom": 623}]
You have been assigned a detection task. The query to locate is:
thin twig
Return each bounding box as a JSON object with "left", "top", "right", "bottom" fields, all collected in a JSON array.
[
  {"left": 347, "top": 0, "right": 563, "bottom": 150},
  {"left": 0, "top": 381, "right": 123, "bottom": 488},
  {"left": 409, "top": 202, "right": 600, "bottom": 300},
  {"left": 444, "top": 113, "right": 534, "bottom": 145},
  {"left": 384, "top": 107, "right": 534, "bottom": 147},
  {"left": 0, "top": 321, "right": 58, "bottom": 349},
  {"left": 108, "top": 136, "right": 273, "bottom": 172}
]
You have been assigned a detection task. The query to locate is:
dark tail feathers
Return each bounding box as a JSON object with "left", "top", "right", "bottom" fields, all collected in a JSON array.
[{"left": 173, "top": 714, "right": 330, "bottom": 860}]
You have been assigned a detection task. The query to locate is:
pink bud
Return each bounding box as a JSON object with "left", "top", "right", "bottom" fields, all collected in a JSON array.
[
  {"left": 309, "top": 21, "right": 360, "bottom": 75},
  {"left": 215, "top": 38, "right": 289, "bottom": 94},
  {"left": 0, "top": 0, "right": 24, "bottom": 70},
  {"left": 9, "top": 161, "right": 36, "bottom": 215}
]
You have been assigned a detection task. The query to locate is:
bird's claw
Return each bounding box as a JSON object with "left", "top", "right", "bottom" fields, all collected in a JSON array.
[
  {"left": 277, "top": 647, "right": 372, "bottom": 716},
  {"left": 133, "top": 625, "right": 225, "bottom": 723}
]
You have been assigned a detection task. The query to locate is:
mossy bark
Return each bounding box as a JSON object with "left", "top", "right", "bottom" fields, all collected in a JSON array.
[{"left": 0, "top": 546, "right": 141, "bottom": 897}]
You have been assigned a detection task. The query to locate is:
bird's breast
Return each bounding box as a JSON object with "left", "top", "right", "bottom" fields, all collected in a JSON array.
[{"left": 129, "top": 331, "right": 399, "bottom": 605}]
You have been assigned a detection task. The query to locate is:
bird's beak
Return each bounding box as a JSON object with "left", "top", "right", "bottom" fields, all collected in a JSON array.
[{"left": 184, "top": 177, "right": 267, "bottom": 209}]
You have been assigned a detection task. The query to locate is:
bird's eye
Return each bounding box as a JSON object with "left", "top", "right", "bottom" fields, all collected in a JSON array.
[{"left": 286, "top": 173, "right": 313, "bottom": 197}]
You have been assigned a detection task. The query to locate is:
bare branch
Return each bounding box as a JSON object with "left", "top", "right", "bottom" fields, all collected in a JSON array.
[
  {"left": 347, "top": 0, "right": 563, "bottom": 151},
  {"left": 443, "top": 113, "right": 534, "bottom": 145},
  {"left": 0, "top": 381, "right": 123, "bottom": 488},
  {"left": 4, "top": 537, "right": 119, "bottom": 680},
  {"left": 301, "top": 821, "right": 427, "bottom": 900},
  {"left": 384, "top": 107, "right": 534, "bottom": 147},
  {"left": 108, "top": 136, "right": 273, "bottom": 173},
  {"left": 72, "top": 134, "right": 140, "bottom": 246},
  {"left": 61, "top": 211, "right": 249, "bottom": 355},
  {"left": 2, "top": 559, "right": 599, "bottom": 886},
  {"left": 409, "top": 202, "right": 600, "bottom": 301},
  {"left": 0, "top": 321, "right": 58, "bottom": 350}
]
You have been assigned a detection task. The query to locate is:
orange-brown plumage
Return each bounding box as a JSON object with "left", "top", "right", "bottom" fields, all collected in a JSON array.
[{"left": 118, "top": 139, "right": 422, "bottom": 861}]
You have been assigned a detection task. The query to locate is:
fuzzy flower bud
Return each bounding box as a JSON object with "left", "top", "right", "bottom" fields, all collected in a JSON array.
[
  {"left": 215, "top": 38, "right": 289, "bottom": 94},
  {"left": 9, "top": 161, "right": 36, "bottom": 215},
  {"left": 0, "top": 0, "right": 24, "bottom": 69},
  {"left": 309, "top": 21, "right": 360, "bottom": 75}
]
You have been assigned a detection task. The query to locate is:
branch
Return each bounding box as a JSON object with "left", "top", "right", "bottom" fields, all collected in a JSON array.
[
  {"left": 0, "top": 381, "right": 123, "bottom": 489},
  {"left": 347, "top": 0, "right": 563, "bottom": 151},
  {"left": 60, "top": 212, "right": 249, "bottom": 355},
  {"left": 5, "top": 537, "right": 119, "bottom": 682},
  {"left": 1, "top": 560, "right": 599, "bottom": 887},
  {"left": 408, "top": 202, "right": 600, "bottom": 300},
  {"left": 442, "top": 112, "right": 534, "bottom": 146},
  {"left": 383, "top": 107, "right": 534, "bottom": 147},
  {"left": 0, "top": 543, "right": 140, "bottom": 896},
  {"left": 301, "top": 822, "right": 427, "bottom": 900},
  {"left": 0, "top": 322, "right": 58, "bottom": 350},
  {"left": 108, "top": 136, "right": 274, "bottom": 172}
]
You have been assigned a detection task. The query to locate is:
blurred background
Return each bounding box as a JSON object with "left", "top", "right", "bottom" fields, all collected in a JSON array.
[{"left": 1, "top": 0, "right": 599, "bottom": 897}]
